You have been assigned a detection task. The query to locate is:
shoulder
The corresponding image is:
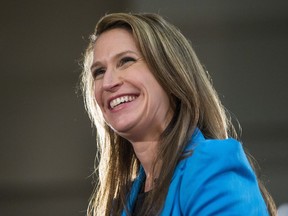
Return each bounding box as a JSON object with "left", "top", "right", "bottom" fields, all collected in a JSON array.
[
  {"left": 177, "top": 137, "right": 268, "bottom": 215},
  {"left": 187, "top": 138, "right": 248, "bottom": 170},
  {"left": 179, "top": 137, "right": 252, "bottom": 194},
  {"left": 179, "top": 134, "right": 251, "bottom": 183}
]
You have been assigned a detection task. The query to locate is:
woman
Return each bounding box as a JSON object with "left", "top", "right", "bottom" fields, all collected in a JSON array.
[{"left": 81, "top": 13, "right": 276, "bottom": 215}]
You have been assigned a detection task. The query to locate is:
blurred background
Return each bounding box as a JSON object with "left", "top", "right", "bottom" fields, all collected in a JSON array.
[{"left": 1, "top": 0, "right": 287, "bottom": 215}]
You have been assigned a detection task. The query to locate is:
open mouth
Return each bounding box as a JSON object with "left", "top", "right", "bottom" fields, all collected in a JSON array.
[{"left": 109, "top": 95, "right": 138, "bottom": 109}]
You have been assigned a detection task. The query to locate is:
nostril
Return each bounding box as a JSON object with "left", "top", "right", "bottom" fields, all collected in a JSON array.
[{"left": 103, "top": 80, "right": 123, "bottom": 92}]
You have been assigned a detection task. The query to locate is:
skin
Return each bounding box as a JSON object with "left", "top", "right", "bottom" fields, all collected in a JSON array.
[{"left": 91, "top": 28, "right": 173, "bottom": 191}]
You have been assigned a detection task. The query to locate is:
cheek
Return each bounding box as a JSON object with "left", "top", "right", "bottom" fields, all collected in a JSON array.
[{"left": 93, "top": 85, "right": 102, "bottom": 107}]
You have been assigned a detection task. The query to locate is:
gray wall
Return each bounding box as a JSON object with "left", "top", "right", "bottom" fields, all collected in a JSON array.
[{"left": 1, "top": 1, "right": 287, "bottom": 215}]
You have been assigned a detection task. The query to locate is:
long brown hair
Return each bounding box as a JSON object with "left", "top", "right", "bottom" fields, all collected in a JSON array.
[{"left": 81, "top": 13, "right": 276, "bottom": 215}]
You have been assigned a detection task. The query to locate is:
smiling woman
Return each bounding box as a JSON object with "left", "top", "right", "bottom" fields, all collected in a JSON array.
[
  {"left": 92, "top": 28, "right": 172, "bottom": 140},
  {"left": 81, "top": 13, "right": 276, "bottom": 216}
]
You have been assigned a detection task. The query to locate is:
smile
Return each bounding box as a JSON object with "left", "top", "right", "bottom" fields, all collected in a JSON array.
[{"left": 109, "top": 95, "right": 137, "bottom": 109}]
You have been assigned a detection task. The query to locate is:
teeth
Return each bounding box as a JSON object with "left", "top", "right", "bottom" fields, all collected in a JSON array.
[{"left": 110, "top": 95, "right": 136, "bottom": 109}]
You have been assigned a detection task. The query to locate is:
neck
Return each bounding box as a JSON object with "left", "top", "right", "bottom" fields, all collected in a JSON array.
[{"left": 131, "top": 140, "right": 161, "bottom": 192}]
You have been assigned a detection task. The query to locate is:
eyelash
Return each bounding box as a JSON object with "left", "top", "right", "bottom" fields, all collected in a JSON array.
[
  {"left": 118, "top": 56, "right": 136, "bottom": 67},
  {"left": 92, "top": 68, "right": 106, "bottom": 79},
  {"left": 92, "top": 56, "right": 137, "bottom": 80}
]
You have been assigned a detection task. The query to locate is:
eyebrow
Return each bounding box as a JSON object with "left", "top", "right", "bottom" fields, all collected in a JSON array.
[{"left": 90, "top": 50, "right": 139, "bottom": 71}]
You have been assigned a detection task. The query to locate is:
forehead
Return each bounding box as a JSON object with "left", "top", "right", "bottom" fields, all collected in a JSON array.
[{"left": 93, "top": 28, "right": 139, "bottom": 56}]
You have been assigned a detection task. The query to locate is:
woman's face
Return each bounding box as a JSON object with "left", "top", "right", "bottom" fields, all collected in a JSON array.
[{"left": 91, "top": 28, "right": 173, "bottom": 142}]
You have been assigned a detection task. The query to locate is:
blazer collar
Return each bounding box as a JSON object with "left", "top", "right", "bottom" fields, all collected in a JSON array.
[{"left": 121, "top": 128, "right": 205, "bottom": 216}]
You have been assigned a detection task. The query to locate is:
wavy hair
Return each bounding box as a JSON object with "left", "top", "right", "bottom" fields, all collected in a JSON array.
[{"left": 81, "top": 13, "right": 276, "bottom": 216}]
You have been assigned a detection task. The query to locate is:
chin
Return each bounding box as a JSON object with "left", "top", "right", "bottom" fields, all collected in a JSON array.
[{"left": 110, "top": 121, "right": 134, "bottom": 134}]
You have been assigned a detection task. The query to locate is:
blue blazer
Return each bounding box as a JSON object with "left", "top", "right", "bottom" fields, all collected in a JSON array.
[{"left": 122, "top": 129, "right": 269, "bottom": 215}]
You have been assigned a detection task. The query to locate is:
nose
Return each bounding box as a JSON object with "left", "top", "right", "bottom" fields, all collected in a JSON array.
[{"left": 102, "top": 67, "right": 122, "bottom": 92}]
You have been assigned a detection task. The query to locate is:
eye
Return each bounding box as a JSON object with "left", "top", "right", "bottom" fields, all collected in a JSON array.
[
  {"left": 118, "top": 56, "right": 136, "bottom": 67},
  {"left": 92, "top": 67, "right": 106, "bottom": 80}
]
